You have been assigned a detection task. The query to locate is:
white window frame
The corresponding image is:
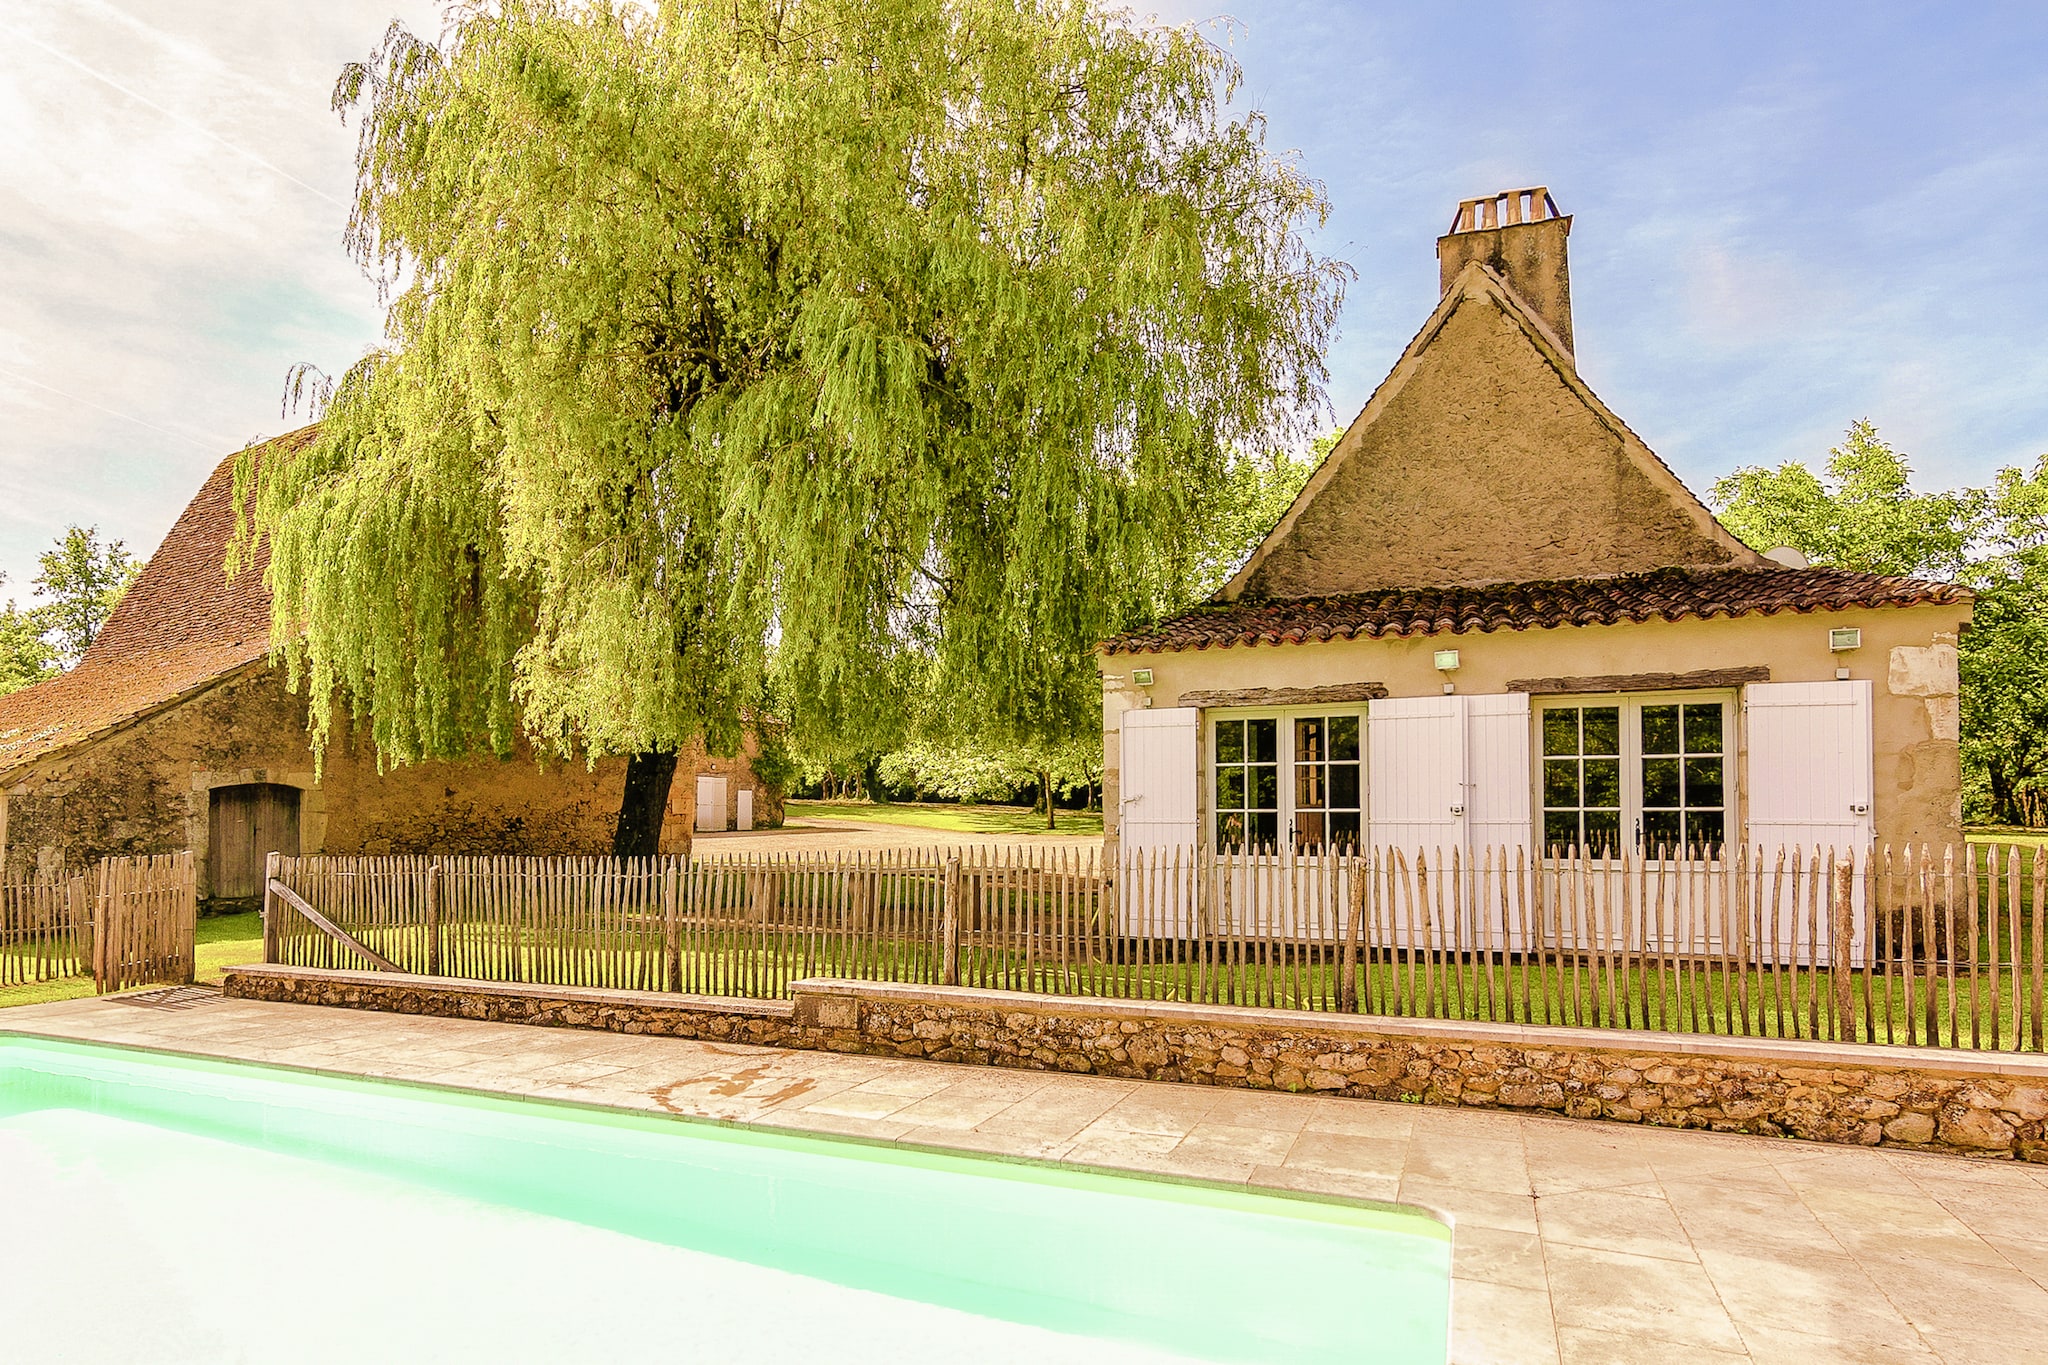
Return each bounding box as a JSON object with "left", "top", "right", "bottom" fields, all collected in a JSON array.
[
  {"left": 1205, "top": 706, "right": 1367, "bottom": 854},
  {"left": 1531, "top": 689, "right": 1736, "bottom": 857}
]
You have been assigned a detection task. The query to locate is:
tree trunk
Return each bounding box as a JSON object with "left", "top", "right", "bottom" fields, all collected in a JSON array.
[
  {"left": 1041, "top": 768, "right": 1056, "bottom": 830},
  {"left": 860, "top": 755, "right": 891, "bottom": 804},
  {"left": 613, "top": 751, "right": 680, "bottom": 858}
]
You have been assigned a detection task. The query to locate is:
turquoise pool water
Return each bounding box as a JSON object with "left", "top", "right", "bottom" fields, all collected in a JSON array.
[{"left": 0, "top": 1036, "right": 1449, "bottom": 1363}]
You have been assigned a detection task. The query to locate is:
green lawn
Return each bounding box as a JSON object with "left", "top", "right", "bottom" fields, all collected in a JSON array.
[
  {"left": 0, "top": 911, "right": 264, "bottom": 1010},
  {"left": 787, "top": 799, "right": 1103, "bottom": 837}
]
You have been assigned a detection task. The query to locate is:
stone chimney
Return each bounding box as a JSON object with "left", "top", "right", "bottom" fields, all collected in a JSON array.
[{"left": 1436, "top": 187, "right": 1574, "bottom": 360}]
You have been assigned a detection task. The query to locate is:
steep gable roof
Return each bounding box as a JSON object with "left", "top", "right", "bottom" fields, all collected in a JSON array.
[
  {"left": 0, "top": 427, "right": 314, "bottom": 778},
  {"left": 1224, "top": 260, "right": 1772, "bottom": 602}
]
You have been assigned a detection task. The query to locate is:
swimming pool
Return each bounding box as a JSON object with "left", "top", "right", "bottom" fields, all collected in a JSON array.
[{"left": 0, "top": 1036, "right": 1450, "bottom": 1363}]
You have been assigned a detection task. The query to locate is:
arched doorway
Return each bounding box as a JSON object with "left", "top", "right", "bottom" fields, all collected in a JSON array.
[{"left": 208, "top": 783, "right": 301, "bottom": 900}]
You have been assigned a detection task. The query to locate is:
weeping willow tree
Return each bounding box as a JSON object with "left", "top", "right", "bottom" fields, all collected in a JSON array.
[{"left": 237, "top": 0, "right": 1346, "bottom": 853}]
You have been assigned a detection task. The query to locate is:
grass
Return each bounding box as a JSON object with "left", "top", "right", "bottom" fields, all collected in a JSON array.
[
  {"left": 0, "top": 911, "right": 264, "bottom": 1010},
  {"left": 787, "top": 799, "right": 1103, "bottom": 837}
]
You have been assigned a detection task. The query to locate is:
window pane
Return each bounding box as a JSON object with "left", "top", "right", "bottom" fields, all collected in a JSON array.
[
  {"left": 1251, "top": 812, "right": 1279, "bottom": 848},
  {"left": 1251, "top": 766, "right": 1277, "bottom": 809},
  {"left": 1585, "top": 809, "right": 1622, "bottom": 854},
  {"left": 1544, "top": 758, "right": 1579, "bottom": 807},
  {"left": 1295, "top": 717, "right": 1325, "bottom": 762},
  {"left": 1217, "top": 813, "right": 1246, "bottom": 849},
  {"left": 1295, "top": 764, "right": 1326, "bottom": 810},
  {"left": 1685, "top": 757, "right": 1724, "bottom": 809},
  {"left": 1582, "top": 707, "right": 1621, "bottom": 755},
  {"left": 1682, "top": 703, "right": 1723, "bottom": 753},
  {"left": 1641, "top": 704, "right": 1680, "bottom": 754},
  {"left": 1584, "top": 757, "right": 1621, "bottom": 808},
  {"left": 1688, "top": 810, "right": 1726, "bottom": 852},
  {"left": 1544, "top": 810, "right": 1580, "bottom": 850},
  {"left": 1543, "top": 709, "right": 1579, "bottom": 756},
  {"left": 1643, "top": 757, "right": 1681, "bottom": 808},
  {"left": 1331, "top": 764, "right": 1360, "bottom": 810},
  {"left": 1296, "top": 811, "right": 1327, "bottom": 850},
  {"left": 1329, "top": 715, "right": 1360, "bottom": 761},
  {"left": 1644, "top": 808, "right": 1682, "bottom": 852},
  {"left": 1249, "top": 719, "right": 1277, "bottom": 764},
  {"left": 1217, "top": 767, "right": 1245, "bottom": 810},
  {"left": 1330, "top": 812, "right": 1361, "bottom": 848},
  {"left": 1215, "top": 720, "right": 1244, "bottom": 763}
]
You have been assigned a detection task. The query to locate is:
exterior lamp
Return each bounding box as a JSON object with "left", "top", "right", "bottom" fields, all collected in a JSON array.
[{"left": 1434, "top": 648, "right": 1460, "bottom": 694}]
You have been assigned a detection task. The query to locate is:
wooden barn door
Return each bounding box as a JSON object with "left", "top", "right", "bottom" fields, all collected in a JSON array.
[{"left": 209, "top": 784, "right": 301, "bottom": 900}]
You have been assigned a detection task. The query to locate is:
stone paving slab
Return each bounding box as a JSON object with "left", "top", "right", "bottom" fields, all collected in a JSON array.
[{"left": 6, "top": 994, "right": 2047, "bottom": 1364}]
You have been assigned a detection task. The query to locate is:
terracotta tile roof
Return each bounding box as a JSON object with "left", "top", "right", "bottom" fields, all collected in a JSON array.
[
  {"left": 0, "top": 428, "right": 315, "bottom": 776},
  {"left": 1102, "top": 567, "right": 1973, "bottom": 655}
]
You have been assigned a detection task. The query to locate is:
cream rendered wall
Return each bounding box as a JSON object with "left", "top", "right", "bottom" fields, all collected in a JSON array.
[{"left": 1100, "top": 603, "right": 1968, "bottom": 860}]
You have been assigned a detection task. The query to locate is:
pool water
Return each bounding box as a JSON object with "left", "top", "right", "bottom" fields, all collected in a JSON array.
[{"left": 0, "top": 1037, "right": 1450, "bottom": 1364}]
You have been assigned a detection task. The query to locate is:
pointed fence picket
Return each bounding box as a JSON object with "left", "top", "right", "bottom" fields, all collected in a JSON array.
[{"left": 262, "top": 842, "right": 2048, "bottom": 1052}]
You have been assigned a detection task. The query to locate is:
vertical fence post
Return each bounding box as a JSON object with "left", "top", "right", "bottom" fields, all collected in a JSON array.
[
  {"left": 1831, "top": 853, "right": 1856, "bottom": 1043},
  {"left": 1339, "top": 862, "right": 1364, "bottom": 1013},
  {"left": 426, "top": 857, "right": 443, "bottom": 977},
  {"left": 941, "top": 856, "right": 962, "bottom": 987},
  {"left": 663, "top": 857, "right": 682, "bottom": 994},
  {"left": 262, "top": 851, "right": 280, "bottom": 965}
]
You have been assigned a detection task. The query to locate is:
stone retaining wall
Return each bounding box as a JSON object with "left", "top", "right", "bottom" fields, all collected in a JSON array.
[{"left": 223, "top": 966, "right": 2048, "bottom": 1161}]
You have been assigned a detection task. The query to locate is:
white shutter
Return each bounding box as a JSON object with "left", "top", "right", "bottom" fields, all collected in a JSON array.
[
  {"left": 1367, "top": 696, "right": 1465, "bottom": 855},
  {"left": 1464, "top": 692, "right": 1533, "bottom": 853},
  {"left": 1744, "top": 680, "right": 1874, "bottom": 857},
  {"left": 1117, "top": 707, "right": 1200, "bottom": 850},
  {"left": 694, "top": 775, "right": 729, "bottom": 832}
]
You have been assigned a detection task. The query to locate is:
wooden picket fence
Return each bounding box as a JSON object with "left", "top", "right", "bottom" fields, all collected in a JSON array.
[
  {"left": 263, "top": 843, "right": 2048, "bottom": 1052},
  {"left": 0, "top": 853, "right": 197, "bottom": 994}
]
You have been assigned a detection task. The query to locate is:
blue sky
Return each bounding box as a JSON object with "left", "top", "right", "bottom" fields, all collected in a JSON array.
[{"left": 1, "top": 1, "right": 2043, "bottom": 595}]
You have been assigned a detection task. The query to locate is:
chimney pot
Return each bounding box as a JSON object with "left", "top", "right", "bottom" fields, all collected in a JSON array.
[{"left": 1438, "top": 186, "right": 1574, "bottom": 360}]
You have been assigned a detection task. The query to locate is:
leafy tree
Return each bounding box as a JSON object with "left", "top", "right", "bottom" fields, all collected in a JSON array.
[
  {"left": 1713, "top": 421, "right": 2048, "bottom": 826},
  {"left": 0, "top": 597, "right": 55, "bottom": 696},
  {"left": 33, "top": 526, "right": 141, "bottom": 667},
  {"left": 1711, "top": 420, "right": 1981, "bottom": 579},
  {"left": 239, "top": 0, "right": 1345, "bottom": 855}
]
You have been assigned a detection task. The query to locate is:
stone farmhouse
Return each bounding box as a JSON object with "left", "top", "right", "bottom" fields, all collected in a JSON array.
[
  {"left": 0, "top": 434, "right": 776, "bottom": 900},
  {"left": 1101, "top": 188, "right": 1972, "bottom": 864}
]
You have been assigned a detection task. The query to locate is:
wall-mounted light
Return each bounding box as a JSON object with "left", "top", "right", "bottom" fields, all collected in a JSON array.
[
  {"left": 1131, "top": 668, "right": 1155, "bottom": 687},
  {"left": 1829, "top": 628, "right": 1860, "bottom": 680},
  {"left": 1434, "top": 648, "right": 1460, "bottom": 693}
]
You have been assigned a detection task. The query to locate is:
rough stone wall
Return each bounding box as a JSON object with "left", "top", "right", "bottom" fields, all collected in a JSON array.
[
  {"left": 1239, "top": 290, "right": 1752, "bottom": 599},
  {"left": 2, "top": 666, "right": 776, "bottom": 889},
  {"left": 809, "top": 993, "right": 2047, "bottom": 1161},
  {"left": 223, "top": 967, "right": 2048, "bottom": 1162}
]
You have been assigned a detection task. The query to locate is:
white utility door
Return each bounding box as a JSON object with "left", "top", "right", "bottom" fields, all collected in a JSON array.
[
  {"left": 695, "top": 775, "right": 729, "bottom": 833},
  {"left": 736, "top": 789, "right": 755, "bottom": 832},
  {"left": 1367, "top": 696, "right": 1466, "bottom": 854},
  {"left": 1743, "top": 680, "right": 1874, "bottom": 856}
]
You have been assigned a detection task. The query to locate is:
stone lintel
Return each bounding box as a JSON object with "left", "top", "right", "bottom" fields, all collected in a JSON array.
[
  {"left": 1178, "top": 682, "right": 1389, "bottom": 709},
  {"left": 1507, "top": 666, "right": 1771, "bottom": 696}
]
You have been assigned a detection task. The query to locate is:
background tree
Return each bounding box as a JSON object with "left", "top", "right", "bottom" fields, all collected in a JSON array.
[
  {"left": 32, "top": 526, "right": 141, "bottom": 668},
  {"left": 241, "top": 0, "right": 1346, "bottom": 855},
  {"left": 0, "top": 596, "right": 55, "bottom": 696},
  {"left": 1714, "top": 421, "right": 2048, "bottom": 827}
]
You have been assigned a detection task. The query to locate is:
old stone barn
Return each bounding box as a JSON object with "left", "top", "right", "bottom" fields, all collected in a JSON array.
[{"left": 0, "top": 433, "right": 777, "bottom": 902}]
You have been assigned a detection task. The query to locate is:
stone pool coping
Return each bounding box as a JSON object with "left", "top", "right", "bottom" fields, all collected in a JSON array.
[{"left": 223, "top": 963, "right": 2048, "bottom": 1160}]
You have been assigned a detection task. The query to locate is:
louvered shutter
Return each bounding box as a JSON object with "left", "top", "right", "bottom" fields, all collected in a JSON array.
[
  {"left": 1367, "top": 696, "right": 1466, "bottom": 856},
  {"left": 1743, "top": 681, "right": 1874, "bottom": 858}
]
